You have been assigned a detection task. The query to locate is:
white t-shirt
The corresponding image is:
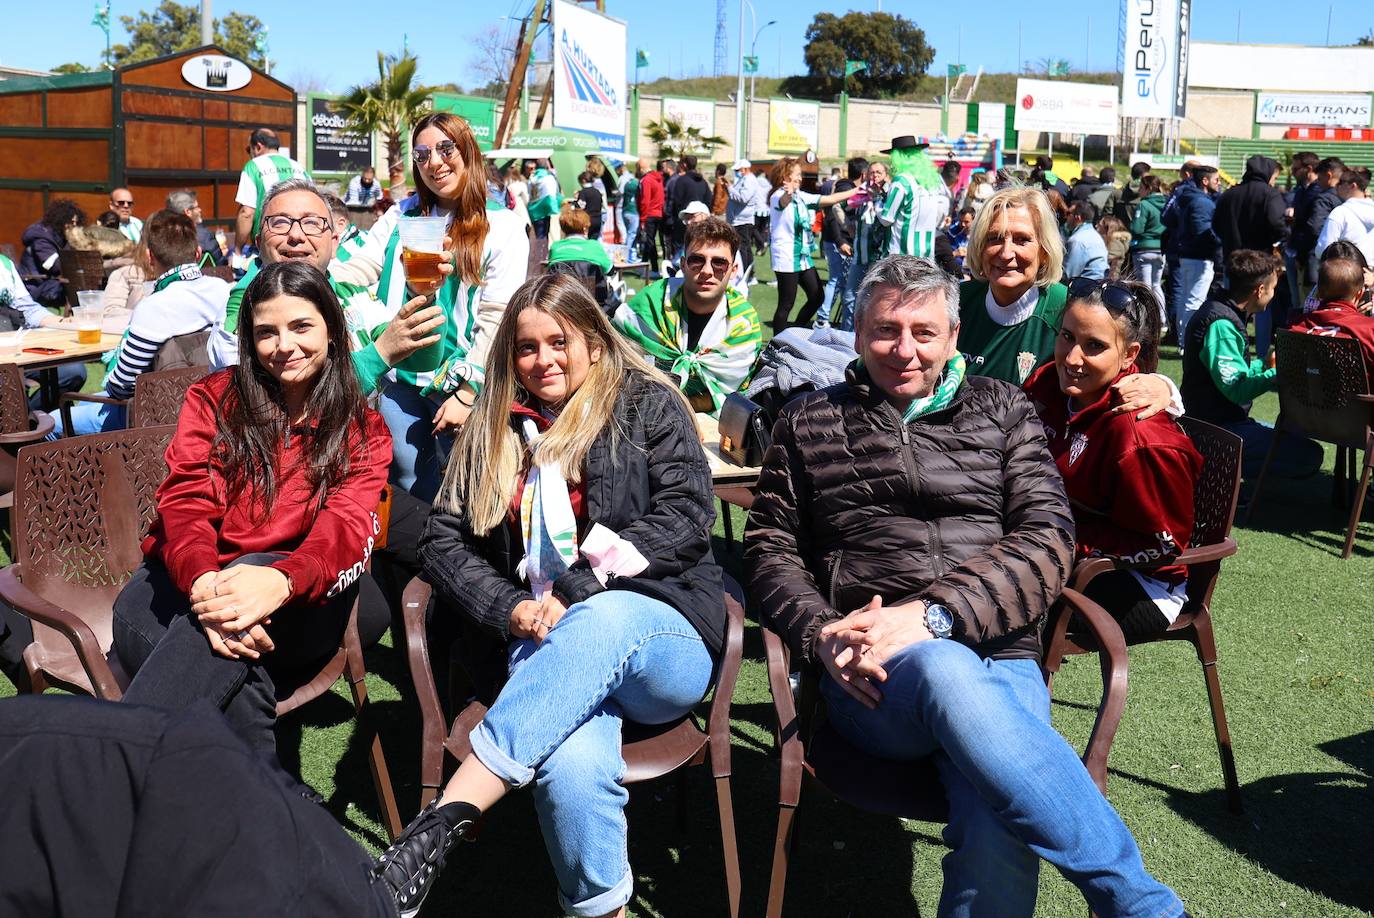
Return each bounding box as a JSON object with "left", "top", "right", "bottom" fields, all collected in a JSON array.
[{"left": 769, "top": 188, "right": 820, "bottom": 274}]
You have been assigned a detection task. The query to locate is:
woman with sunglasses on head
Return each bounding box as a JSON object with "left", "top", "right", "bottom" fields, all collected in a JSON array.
[
  {"left": 373, "top": 273, "right": 725, "bottom": 918},
  {"left": 1023, "top": 277, "right": 1202, "bottom": 637},
  {"left": 767, "top": 156, "right": 860, "bottom": 333},
  {"left": 110, "top": 260, "right": 391, "bottom": 759},
  {"left": 333, "top": 112, "right": 530, "bottom": 502}
]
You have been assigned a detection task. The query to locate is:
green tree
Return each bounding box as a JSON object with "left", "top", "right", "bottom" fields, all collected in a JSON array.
[
  {"left": 802, "top": 11, "right": 934, "bottom": 96},
  {"left": 1357, "top": 29, "right": 1373, "bottom": 47},
  {"left": 334, "top": 51, "right": 440, "bottom": 190},
  {"left": 51, "top": 62, "right": 94, "bottom": 75},
  {"left": 643, "top": 117, "right": 729, "bottom": 159},
  {"left": 110, "top": 1, "right": 269, "bottom": 69}
]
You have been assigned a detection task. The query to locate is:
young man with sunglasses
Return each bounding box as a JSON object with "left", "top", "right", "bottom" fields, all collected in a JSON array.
[
  {"left": 235, "top": 128, "right": 308, "bottom": 247},
  {"left": 613, "top": 216, "right": 762, "bottom": 413}
]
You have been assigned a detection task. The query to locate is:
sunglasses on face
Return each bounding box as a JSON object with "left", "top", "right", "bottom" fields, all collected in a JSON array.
[
  {"left": 112, "top": 199, "right": 133, "bottom": 207},
  {"left": 412, "top": 140, "right": 459, "bottom": 166},
  {"left": 262, "top": 214, "right": 331, "bottom": 236},
  {"left": 1068, "top": 276, "right": 1138, "bottom": 313},
  {"left": 685, "top": 253, "right": 732, "bottom": 276}
]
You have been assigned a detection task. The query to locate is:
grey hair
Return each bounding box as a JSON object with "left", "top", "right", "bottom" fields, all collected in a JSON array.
[
  {"left": 854, "top": 255, "right": 961, "bottom": 332},
  {"left": 166, "top": 189, "right": 197, "bottom": 213},
  {"left": 260, "top": 177, "right": 328, "bottom": 220}
]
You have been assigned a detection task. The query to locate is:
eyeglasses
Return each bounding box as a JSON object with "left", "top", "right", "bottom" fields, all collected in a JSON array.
[
  {"left": 412, "top": 140, "right": 459, "bottom": 165},
  {"left": 1068, "top": 276, "right": 1138, "bottom": 314},
  {"left": 262, "top": 214, "right": 331, "bottom": 236},
  {"left": 112, "top": 199, "right": 134, "bottom": 207},
  {"left": 685, "top": 253, "right": 732, "bottom": 276}
]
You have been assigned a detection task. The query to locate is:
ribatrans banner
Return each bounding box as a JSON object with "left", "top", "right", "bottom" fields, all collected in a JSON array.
[
  {"left": 552, "top": 0, "right": 627, "bottom": 152},
  {"left": 1256, "top": 92, "right": 1372, "bottom": 127},
  {"left": 1013, "top": 79, "right": 1119, "bottom": 136},
  {"left": 767, "top": 99, "right": 820, "bottom": 153},
  {"left": 1121, "top": 0, "right": 1183, "bottom": 119},
  {"left": 662, "top": 97, "right": 715, "bottom": 136}
]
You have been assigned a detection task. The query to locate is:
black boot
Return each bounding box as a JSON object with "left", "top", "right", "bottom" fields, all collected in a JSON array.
[{"left": 372, "top": 798, "right": 480, "bottom": 917}]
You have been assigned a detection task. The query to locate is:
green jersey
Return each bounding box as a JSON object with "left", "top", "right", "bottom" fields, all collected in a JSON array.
[
  {"left": 879, "top": 173, "right": 949, "bottom": 259},
  {"left": 769, "top": 188, "right": 820, "bottom": 274},
  {"left": 236, "top": 153, "right": 308, "bottom": 237},
  {"left": 957, "top": 280, "right": 1068, "bottom": 386},
  {"left": 548, "top": 236, "right": 613, "bottom": 273}
]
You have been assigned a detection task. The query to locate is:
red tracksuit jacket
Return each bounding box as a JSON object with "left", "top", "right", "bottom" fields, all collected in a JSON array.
[
  {"left": 142, "top": 370, "right": 391, "bottom": 604},
  {"left": 1293, "top": 300, "right": 1374, "bottom": 391},
  {"left": 639, "top": 170, "right": 665, "bottom": 219},
  {"left": 1025, "top": 364, "right": 1203, "bottom": 586}
]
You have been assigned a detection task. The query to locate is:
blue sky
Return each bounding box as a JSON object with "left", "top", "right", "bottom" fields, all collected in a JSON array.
[{"left": 5, "top": 1, "right": 1371, "bottom": 95}]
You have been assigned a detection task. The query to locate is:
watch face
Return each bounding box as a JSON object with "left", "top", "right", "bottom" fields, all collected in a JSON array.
[{"left": 927, "top": 604, "right": 954, "bottom": 636}]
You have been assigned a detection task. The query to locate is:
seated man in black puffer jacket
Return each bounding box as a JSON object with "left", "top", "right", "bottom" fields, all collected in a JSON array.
[{"left": 745, "top": 255, "right": 1188, "bottom": 918}]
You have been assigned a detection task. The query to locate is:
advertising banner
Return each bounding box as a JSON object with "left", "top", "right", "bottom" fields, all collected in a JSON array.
[
  {"left": 307, "top": 94, "right": 371, "bottom": 174},
  {"left": 552, "top": 0, "right": 627, "bottom": 152},
  {"left": 1256, "top": 92, "right": 1373, "bottom": 128},
  {"left": 767, "top": 98, "right": 820, "bottom": 153},
  {"left": 1121, "top": 0, "right": 1182, "bottom": 119},
  {"left": 432, "top": 93, "right": 498, "bottom": 149},
  {"left": 975, "top": 102, "right": 1007, "bottom": 145},
  {"left": 661, "top": 96, "right": 715, "bottom": 136},
  {"left": 1173, "top": 0, "right": 1191, "bottom": 118},
  {"left": 1014, "top": 79, "right": 1119, "bottom": 136}
]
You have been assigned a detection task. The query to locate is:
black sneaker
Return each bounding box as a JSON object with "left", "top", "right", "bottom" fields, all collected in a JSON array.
[{"left": 372, "top": 798, "right": 480, "bottom": 918}]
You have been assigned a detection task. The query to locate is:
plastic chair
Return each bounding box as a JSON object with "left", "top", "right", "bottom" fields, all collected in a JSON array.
[
  {"left": 0, "top": 426, "right": 403, "bottom": 839},
  {"left": 1, "top": 363, "right": 54, "bottom": 505},
  {"left": 129, "top": 366, "right": 209, "bottom": 428},
  {"left": 58, "top": 248, "right": 106, "bottom": 311},
  {"left": 1246, "top": 330, "right": 1374, "bottom": 558},
  {"left": 400, "top": 575, "right": 744, "bottom": 918},
  {"left": 59, "top": 331, "right": 210, "bottom": 436},
  {"left": 1043, "top": 416, "right": 1245, "bottom": 813}
]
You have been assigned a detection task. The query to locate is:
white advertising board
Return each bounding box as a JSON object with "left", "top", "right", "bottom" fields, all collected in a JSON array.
[
  {"left": 661, "top": 97, "right": 715, "bottom": 136},
  {"left": 551, "top": 0, "right": 627, "bottom": 152},
  {"left": 1121, "top": 0, "right": 1186, "bottom": 119},
  {"left": 1189, "top": 41, "right": 1374, "bottom": 93},
  {"left": 976, "top": 102, "right": 1007, "bottom": 145},
  {"left": 1013, "top": 79, "right": 1120, "bottom": 136},
  {"left": 1256, "top": 92, "right": 1373, "bottom": 128}
]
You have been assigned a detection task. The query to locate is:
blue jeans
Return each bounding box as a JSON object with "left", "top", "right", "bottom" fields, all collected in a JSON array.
[
  {"left": 823, "top": 241, "right": 854, "bottom": 327},
  {"left": 377, "top": 381, "right": 452, "bottom": 502},
  {"left": 821, "top": 640, "right": 1183, "bottom": 918},
  {"left": 840, "top": 257, "right": 871, "bottom": 332},
  {"left": 26, "top": 363, "right": 86, "bottom": 411},
  {"left": 622, "top": 212, "right": 639, "bottom": 253},
  {"left": 48, "top": 396, "right": 127, "bottom": 439},
  {"left": 1133, "top": 251, "right": 1166, "bottom": 325},
  {"left": 469, "top": 590, "right": 714, "bottom": 917},
  {"left": 1175, "top": 258, "right": 1214, "bottom": 347},
  {"left": 1220, "top": 417, "right": 1323, "bottom": 485}
]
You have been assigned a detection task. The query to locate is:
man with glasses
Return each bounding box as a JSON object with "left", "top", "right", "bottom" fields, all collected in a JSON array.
[
  {"left": 613, "top": 216, "right": 762, "bottom": 414},
  {"left": 110, "top": 188, "right": 142, "bottom": 243},
  {"left": 211, "top": 178, "right": 442, "bottom": 398},
  {"left": 235, "top": 128, "right": 308, "bottom": 249}
]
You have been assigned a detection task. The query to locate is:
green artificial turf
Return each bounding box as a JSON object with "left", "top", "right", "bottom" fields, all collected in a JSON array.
[{"left": 3, "top": 255, "right": 1372, "bottom": 917}]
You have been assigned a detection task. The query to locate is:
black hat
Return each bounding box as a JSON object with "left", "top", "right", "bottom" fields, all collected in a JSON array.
[{"left": 880, "top": 135, "right": 929, "bottom": 154}]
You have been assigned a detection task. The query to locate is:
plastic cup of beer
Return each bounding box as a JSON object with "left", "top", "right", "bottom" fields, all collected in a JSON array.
[
  {"left": 397, "top": 216, "right": 449, "bottom": 296},
  {"left": 75, "top": 290, "right": 105, "bottom": 345}
]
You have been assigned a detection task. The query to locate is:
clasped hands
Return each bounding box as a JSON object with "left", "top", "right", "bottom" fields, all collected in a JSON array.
[
  {"left": 189, "top": 565, "right": 292, "bottom": 661},
  {"left": 816, "top": 595, "right": 933, "bottom": 710},
  {"left": 510, "top": 593, "right": 568, "bottom": 644}
]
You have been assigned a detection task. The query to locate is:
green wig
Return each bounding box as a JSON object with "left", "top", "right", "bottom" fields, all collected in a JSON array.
[{"left": 888, "top": 146, "right": 943, "bottom": 193}]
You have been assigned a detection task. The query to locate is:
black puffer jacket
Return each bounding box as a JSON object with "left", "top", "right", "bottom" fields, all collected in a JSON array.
[
  {"left": 419, "top": 371, "right": 725, "bottom": 668},
  {"left": 744, "top": 367, "right": 1074, "bottom": 665}
]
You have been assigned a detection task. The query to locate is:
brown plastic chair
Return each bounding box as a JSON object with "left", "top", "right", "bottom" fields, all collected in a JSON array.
[
  {"left": 59, "top": 331, "right": 210, "bottom": 436},
  {"left": 1044, "top": 416, "right": 1245, "bottom": 814},
  {"left": 59, "top": 248, "right": 106, "bottom": 310},
  {"left": 1246, "top": 330, "right": 1374, "bottom": 557},
  {"left": 401, "top": 575, "right": 744, "bottom": 918},
  {"left": 0, "top": 363, "right": 55, "bottom": 514},
  {"left": 760, "top": 587, "right": 1127, "bottom": 917},
  {"left": 201, "top": 265, "right": 236, "bottom": 283},
  {"left": 0, "top": 426, "right": 403, "bottom": 839},
  {"left": 129, "top": 365, "right": 209, "bottom": 428}
]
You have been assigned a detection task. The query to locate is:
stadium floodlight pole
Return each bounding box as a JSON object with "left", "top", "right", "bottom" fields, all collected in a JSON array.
[
  {"left": 735, "top": 0, "right": 746, "bottom": 160},
  {"left": 201, "top": 0, "right": 212, "bottom": 47}
]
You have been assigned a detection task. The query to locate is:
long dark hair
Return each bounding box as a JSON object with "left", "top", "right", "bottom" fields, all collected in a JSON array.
[
  {"left": 217, "top": 260, "right": 368, "bottom": 517},
  {"left": 1067, "top": 277, "right": 1162, "bottom": 373}
]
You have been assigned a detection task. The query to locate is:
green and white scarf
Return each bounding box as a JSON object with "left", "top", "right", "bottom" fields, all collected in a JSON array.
[
  {"left": 517, "top": 418, "right": 578, "bottom": 600},
  {"left": 612, "top": 278, "right": 762, "bottom": 414},
  {"left": 105, "top": 263, "right": 203, "bottom": 369},
  {"left": 901, "top": 354, "right": 967, "bottom": 422}
]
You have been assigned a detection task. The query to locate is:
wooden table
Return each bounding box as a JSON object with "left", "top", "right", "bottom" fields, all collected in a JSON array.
[{"left": 1, "top": 327, "right": 122, "bottom": 409}]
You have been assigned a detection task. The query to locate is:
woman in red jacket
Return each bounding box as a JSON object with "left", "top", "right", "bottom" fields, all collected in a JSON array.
[
  {"left": 1024, "top": 277, "right": 1203, "bottom": 636},
  {"left": 112, "top": 260, "right": 391, "bottom": 759}
]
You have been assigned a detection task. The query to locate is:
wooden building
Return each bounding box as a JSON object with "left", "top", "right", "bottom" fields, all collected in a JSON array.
[{"left": 0, "top": 46, "right": 296, "bottom": 251}]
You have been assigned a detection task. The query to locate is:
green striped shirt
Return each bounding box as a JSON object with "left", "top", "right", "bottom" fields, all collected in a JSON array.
[
  {"left": 879, "top": 173, "right": 948, "bottom": 259},
  {"left": 769, "top": 188, "right": 820, "bottom": 274},
  {"left": 236, "top": 153, "right": 309, "bottom": 237}
]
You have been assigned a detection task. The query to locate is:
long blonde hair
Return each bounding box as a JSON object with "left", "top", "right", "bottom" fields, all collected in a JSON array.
[{"left": 437, "top": 273, "right": 688, "bottom": 533}]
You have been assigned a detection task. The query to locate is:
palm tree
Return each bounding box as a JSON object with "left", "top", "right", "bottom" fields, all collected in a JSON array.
[
  {"left": 335, "top": 51, "right": 440, "bottom": 196},
  {"left": 644, "top": 117, "right": 729, "bottom": 160}
]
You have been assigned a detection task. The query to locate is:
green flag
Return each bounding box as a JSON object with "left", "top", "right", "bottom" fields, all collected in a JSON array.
[
  {"left": 743, "top": 55, "right": 758, "bottom": 74},
  {"left": 1049, "top": 59, "right": 1070, "bottom": 76},
  {"left": 91, "top": 1, "right": 110, "bottom": 35},
  {"left": 844, "top": 59, "right": 867, "bottom": 76},
  {"left": 636, "top": 48, "right": 650, "bottom": 68},
  {"left": 947, "top": 63, "right": 966, "bottom": 78}
]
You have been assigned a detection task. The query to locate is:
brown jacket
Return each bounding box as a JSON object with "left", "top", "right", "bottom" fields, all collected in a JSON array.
[{"left": 744, "top": 368, "right": 1074, "bottom": 665}]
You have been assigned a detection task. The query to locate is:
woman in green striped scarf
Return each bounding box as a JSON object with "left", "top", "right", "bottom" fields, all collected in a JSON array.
[
  {"left": 331, "top": 112, "right": 530, "bottom": 501},
  {"left": 768, "top": 157, "right": 861, "bottom": 334}
]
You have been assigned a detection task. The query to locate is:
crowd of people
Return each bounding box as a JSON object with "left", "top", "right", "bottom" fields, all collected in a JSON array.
[{"left": 4, "top": 116, "right": 1374, "bottom": 918}]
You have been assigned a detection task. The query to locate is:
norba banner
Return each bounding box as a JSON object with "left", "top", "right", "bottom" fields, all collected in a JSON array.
[{"left": 551, "top": 0, "right": 627, "bottom": 153}]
